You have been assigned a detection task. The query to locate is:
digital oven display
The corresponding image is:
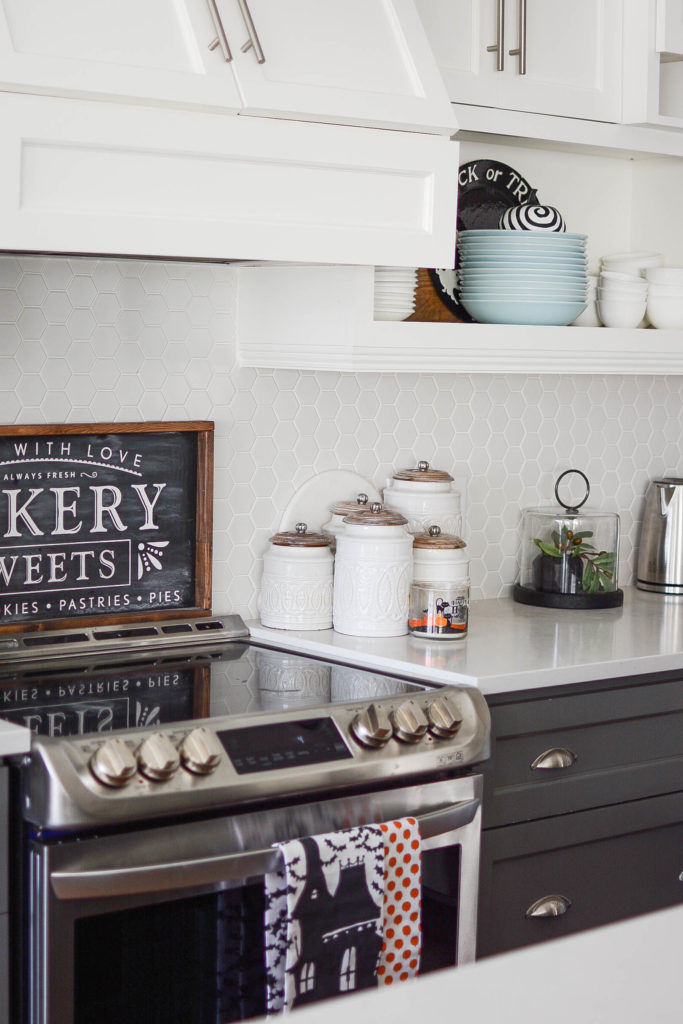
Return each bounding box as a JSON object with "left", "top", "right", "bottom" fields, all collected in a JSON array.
[{"left": 218, "top": 717, "right": 353, "bottom": 774}]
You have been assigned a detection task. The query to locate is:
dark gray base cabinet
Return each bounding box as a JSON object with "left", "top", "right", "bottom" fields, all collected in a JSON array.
[{"left": 477, "top": 671, "right": 683, "bottom": 959}]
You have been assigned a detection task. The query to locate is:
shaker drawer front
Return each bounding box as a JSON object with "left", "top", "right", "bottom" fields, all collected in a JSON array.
[
  {"left": 484, "top": 677, "right": 683, "bottom": 826},
  {"left": 477, "top": 791, "right": 683, "bottom": 958}
]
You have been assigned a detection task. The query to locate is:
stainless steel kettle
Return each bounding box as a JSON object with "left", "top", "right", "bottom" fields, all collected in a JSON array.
[{"left": 636, "top": 478, "right": 683, "bottom": 594}]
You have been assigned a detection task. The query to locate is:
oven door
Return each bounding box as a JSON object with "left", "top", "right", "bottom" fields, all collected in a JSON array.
[{"left": 26, "top": 775, "right": 482, "bottom": 1024}]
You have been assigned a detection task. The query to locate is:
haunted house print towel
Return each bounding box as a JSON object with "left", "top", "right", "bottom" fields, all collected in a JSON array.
[{"left": 264, "top": 825, "right": 384, "bottom": 1012}]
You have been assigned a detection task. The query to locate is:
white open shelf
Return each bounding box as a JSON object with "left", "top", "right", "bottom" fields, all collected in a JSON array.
[{"left": 236, "top": 263, "right": 683, "bottom": 376}]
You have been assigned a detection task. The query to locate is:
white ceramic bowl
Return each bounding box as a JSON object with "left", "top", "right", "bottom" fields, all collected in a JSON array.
[
  {"left": 644, "top": 266, "right": 683, "bottom": 285},
  {"left": 647, "top": 284, "right": 683, "bottom": 298},
  {"left": 599, "top": 269, "right": 645, "bottom": 283},
  {"left": 596, "top": 295, "right": 647, "bottom": 328},
  {"left": 601, "top": 251, "right": 663, "bottom": 275},
  {"left": 597, "top": 283, "right": 648, "bottom": 300},
  {"left": 646, "top": 294, "right": 683, "bottom": 329}
]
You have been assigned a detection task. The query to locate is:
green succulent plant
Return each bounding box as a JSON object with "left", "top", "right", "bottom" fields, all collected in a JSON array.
[{"left": 534, "top": 524, "right": 615, "bottom": 595}]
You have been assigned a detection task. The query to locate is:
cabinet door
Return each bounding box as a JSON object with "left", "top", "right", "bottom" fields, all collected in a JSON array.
[
  {"left": 477, "top": 791, "right": 683, "bottom": 958},
  {"left": 218, "top": 0, "right": 456, "bottom": 133},
  {"left": 0, "top": 0, "right": 242, "bottom": 110},
  {"left": 657, "top": 0, "right": 683, "bottom": 56},
  {"left": 416, "top": 0, "right": 623, "bottom": 122}
]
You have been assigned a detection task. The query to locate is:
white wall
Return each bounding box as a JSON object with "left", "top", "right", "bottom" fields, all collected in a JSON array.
[{"left": 1, "top": 253, "right": 682, "bottom": 619}]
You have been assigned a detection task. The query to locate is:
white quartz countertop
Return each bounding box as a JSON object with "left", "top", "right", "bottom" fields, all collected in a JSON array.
[
  {"left": 285, "top": 904, "right": 683, "bottom": 1024},
  {"left": 248, "top": 586, "right": 683, "bottom": 695}
]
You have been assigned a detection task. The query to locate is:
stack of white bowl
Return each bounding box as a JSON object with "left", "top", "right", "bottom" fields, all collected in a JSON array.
[
  {"left": 373, "top": 266, "right": 417, "bottom": 321},
  {"left": 456, "top": 229, "right": 588, "bottom": 326},
  {"left": 644, "top": 267, "right": 683, "bottom": 329},
  {"left": 596, "top": 251, "right": 663, "bottom": 328},
  {"left": 596, "top": 270, "right": 649, "bottom": 328}
]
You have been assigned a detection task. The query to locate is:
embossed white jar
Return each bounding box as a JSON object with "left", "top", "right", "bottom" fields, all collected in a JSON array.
[
  {"left": 259, "top": 523, "right": 333, "bottom": 630},
  {"left": 383, "top": 460, "right": 462, "bottom": 536},
  {"left": 333, "top": 504, "right": 412, "bottom": 637}
]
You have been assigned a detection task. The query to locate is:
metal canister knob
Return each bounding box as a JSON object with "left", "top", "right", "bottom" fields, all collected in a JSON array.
[
  {"left": 89, "top": 737, "right": 137, "bottom": 787},
  {"left": 427, "top": 696, "right": 463, "bottom": 739},
  {"left": 137, "top": 732, "right": 181, "bottom": 781},
  {"left": 391, "top": 700, "right": 428, "bottom": 743},
  {"left": 351, "top": 703, "right": 393, "bottom": 748},
  {"left": 179, "top": 726, "right": 223, "bottom": 775}
]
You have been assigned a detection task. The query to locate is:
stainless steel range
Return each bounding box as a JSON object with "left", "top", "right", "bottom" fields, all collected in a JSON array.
[{"left": 2, "top": 615, "right": 490, "bottom": 1024}]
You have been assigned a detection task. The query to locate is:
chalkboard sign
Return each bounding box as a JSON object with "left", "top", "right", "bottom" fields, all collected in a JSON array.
[{"left": 0, "top": 422, "right": 213, "bottom": 632}]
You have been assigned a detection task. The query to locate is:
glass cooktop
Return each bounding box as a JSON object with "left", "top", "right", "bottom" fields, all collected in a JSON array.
[{"left": 0, "top": 641, "right": 433, "bottom": 740}]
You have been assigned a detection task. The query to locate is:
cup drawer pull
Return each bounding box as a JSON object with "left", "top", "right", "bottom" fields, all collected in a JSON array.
[
  {"left": 530, "top": 747, "right": 577, "bottom": 770},
  {"left": 525, "top": 895, "right": 572, "bottom": 919}
]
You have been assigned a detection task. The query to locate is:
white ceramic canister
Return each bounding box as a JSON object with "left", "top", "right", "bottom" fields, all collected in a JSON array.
[
  {"left": 321, "top": 492, "right": 370, "bottom": 552},
  {"left": 259, "top": 522, "right": 333, "bottom": 630},
  {"left": 333, "top": 503, "right": 413, "bottom": 637},
  {"left": 409, "top": 526, "right": 470, "bottom": 640},
  {"left": 383, "top": 460, "right": 462, "bottom": 536}
]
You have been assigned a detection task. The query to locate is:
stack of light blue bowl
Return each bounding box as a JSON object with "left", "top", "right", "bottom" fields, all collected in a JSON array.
[{"left": 457, "top": 229, "right": 588, "bottom": 326}]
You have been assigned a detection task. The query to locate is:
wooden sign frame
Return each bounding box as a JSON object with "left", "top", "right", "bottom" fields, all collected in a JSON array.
[{"left": 0, "top": 421, "right": 213, "bottom": 633}]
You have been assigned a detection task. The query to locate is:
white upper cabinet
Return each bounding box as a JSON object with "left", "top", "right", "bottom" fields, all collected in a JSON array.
[
  {"left": 656, "top": 0, "right": 683, "bottom": 54},
  {"left": 415, "top": 0, "right": 623, "bottom": 122},
  {"left": 0, "top": 0, "right": 455, "bottom": 134}
]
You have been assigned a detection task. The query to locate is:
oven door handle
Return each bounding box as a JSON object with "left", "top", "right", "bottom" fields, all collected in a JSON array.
[{"left": 49, "top": 797, "right": 480, "bottom": 901}]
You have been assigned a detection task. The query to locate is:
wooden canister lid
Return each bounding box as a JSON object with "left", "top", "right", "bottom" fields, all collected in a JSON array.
[
  {"left": 269, "top": 522, "right": 332, "bottom": 547},
  {"left": 413, "top": 525, "right": 466, "bottom": 549},
  {"left": 392, "top": 460, "right": 454, "bottom": 483},
  {"left": 343, "top": 502, "right": 408, "bottom": 526}
]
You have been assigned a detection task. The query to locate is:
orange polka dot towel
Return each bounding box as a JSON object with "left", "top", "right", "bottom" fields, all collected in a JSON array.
[{"left": 377, "top": 817, "right": 422, "bottom": 985}]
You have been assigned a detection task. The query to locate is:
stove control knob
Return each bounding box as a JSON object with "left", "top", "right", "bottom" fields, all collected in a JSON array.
[
  {"left": 350, "top": 704, "right": 393, "bottom": 748},
  {"left": 391, "top": 701, "right": 428, "bottom": 744},
  {"left": 180, "top": 726, "right": 223, "bottom": 775},
  {"left": 137, "top": 732, "right": 181, "bottom": 782},
  {"left": 427, "top": 696, "right": 463, "bottom": 739},
  {"left": 89, "top": 737, "right": 137, "bottom": 788}
]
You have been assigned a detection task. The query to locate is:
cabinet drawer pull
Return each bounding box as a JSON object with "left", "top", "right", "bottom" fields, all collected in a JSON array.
[
  {"left": 237, "top": 0, "right": 266, "bottom": 64},
  {"left": 525, "top": 895, "right": 572, "bottom": 919},
  {"left": 508, "top": 0, "right": 527, "bottom": 75},
  {"left": 486, "top": 0, "right": 505, "bottom": 71},
  {"left": 530, "top": 747, "right": 577, "bottom": 770},
  {"left": 206, "top": 0, "right": 233, "bottom": 62}
]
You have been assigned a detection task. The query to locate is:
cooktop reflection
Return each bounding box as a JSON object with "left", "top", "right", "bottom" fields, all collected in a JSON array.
[{"left": 0, "top": 641, "right": 434, "bottom": 739}]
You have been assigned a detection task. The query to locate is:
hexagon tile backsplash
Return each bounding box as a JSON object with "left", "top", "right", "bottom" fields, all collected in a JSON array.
[{"left": 2, "top": 253, "right": 683, "bottom": 619}]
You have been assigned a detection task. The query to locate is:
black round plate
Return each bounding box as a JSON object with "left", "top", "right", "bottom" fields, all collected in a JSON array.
[{"left": 430, "top": 159, "right": 539, "bottom": 322}]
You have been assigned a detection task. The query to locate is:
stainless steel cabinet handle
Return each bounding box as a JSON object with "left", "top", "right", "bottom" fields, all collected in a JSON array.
[
  {"left": 525, "top": 894, "right": 572, "bottom": 919},
  {"left": 206, "top": 0, "right": 233, "bottom": 62},
  {"left": 530, "top": 747, "right": 577, "bottom": 770},
  {"left": 236, "top": 0, "right": 266, "bottom": 63},
  {"left": 508, "top": 0, "right": 527, "bottom": 74},
  {"left": 486, "top": 0, "right": 505, "bottom": 71}
]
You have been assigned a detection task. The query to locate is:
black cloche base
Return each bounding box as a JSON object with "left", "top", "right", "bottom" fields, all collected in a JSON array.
[{"left": 513, "top": 584, "right": 625, "bottom": 610}]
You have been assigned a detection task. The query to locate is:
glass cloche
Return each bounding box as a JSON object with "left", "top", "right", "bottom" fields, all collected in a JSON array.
[{"left": 514, "top": 470, "right": 623, "bottom": 609}]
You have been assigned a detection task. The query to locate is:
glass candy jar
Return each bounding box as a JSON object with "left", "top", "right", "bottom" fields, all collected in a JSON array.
[
  {"left": 409, "top": 526, "right": 470, "bottom": 640},
  {"left": 514, "top": 470, "right": 623, "bottom": 610}
]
